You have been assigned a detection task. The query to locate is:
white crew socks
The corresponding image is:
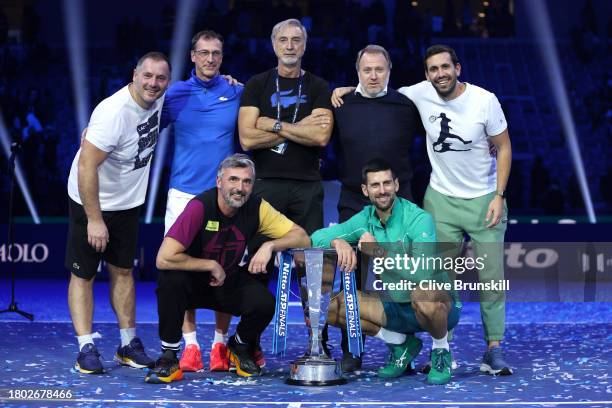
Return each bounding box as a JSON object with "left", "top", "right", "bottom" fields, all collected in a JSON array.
[
  {"left": 183, "top": 331, "right": 199, "bottom": 347},
  {"left": 431, "top": 333, "right": 449, "bottom": 351},
  {"left": 77, "top": 334, "right": 94, "bottom": 351},
  {"left": 120, "top": 327, "right": 136, "bottom": 347},
  {"left": 212, "top": 330, "right": 229, "bottom": 347},
  {"left": 374, "top": 328, "right": 407, "bottom": 345}
]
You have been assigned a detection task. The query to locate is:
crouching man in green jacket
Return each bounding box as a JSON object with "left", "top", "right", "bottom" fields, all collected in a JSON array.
[{"left": 311, "top": 159, "right": 461, "bottom": 385}]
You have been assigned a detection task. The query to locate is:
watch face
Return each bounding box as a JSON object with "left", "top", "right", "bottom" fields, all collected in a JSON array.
[{"left": 273, "top": 122, "right": 282, "bottom": 133}]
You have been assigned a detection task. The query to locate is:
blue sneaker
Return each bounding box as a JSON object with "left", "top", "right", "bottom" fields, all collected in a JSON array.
[
  {"left": 480, "top": 346, "right": 513, "bottom": 375},
  {"left": 75, "top": 343, "right": 104, "bottom": 374},
  {"left": 116, "top": 337, "right": 155, "bottom": 369}
]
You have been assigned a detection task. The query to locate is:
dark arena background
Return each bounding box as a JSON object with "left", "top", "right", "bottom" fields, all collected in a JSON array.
[{"left": 0, "top": 0, "right": 611, "bottom": 407}]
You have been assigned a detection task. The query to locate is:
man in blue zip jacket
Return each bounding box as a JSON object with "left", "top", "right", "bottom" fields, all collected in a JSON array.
[{"left": 160, "top": 30, "right": 247, "bottom": 373}]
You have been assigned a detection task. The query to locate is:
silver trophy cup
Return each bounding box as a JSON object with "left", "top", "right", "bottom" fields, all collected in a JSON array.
[{"left": 286, "top": 248, "right": 346, "bottom": 386}]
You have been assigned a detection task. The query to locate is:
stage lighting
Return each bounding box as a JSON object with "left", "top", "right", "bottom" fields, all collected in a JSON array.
[
  {"left": 0, "top": 112, "right": 41, "bottom": 224},
  {"left": 525, "top": 0, "right": 597, "bottom": 223},
  {"left": 62, "top": 0, "right": 90, "bottom": 141},
  {"left": 145, "top": 0, "right": 198, "bottom": 224}
]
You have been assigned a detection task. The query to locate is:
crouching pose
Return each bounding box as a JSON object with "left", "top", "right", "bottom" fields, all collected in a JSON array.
[
  {"left": 145, "top": 154, "right": 310, "bottom": 383},
  {"left": 311, "top": 159, "right": 461, "bottom": 385}
]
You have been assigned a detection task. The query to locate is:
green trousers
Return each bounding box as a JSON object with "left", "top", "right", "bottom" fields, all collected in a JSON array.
[{"left": 424, "top": 186, "right": 507, "bottom": 342}]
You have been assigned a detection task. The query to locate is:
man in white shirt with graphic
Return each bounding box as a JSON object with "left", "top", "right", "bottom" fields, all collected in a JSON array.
[{"left": 65, "top": 52, "right": 170, "bottom": 374}]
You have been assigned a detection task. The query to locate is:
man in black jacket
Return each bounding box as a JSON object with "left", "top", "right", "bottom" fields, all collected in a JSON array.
[{"left": 326, "top": 44, "right": 421, "bottom": 372}]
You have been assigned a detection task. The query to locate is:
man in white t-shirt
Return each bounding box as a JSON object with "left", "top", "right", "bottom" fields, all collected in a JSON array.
[
  {"left": 399, "top": 44, "right": 512, "bottom": 376},
  {"left": 65, "top": 52, "right": 171, "bottom": 374},
  {"left": 331, "top": 44, "right": 513, "bottom": 377}
]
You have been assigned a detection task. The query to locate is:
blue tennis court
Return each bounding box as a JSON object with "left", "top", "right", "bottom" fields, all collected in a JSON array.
[{"left": 1, "top": 279, "right": 610, "bottom": 407}]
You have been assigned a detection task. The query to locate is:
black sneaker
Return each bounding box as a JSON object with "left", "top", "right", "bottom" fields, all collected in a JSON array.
[
  {"left": 340, "top": 328, "right": 364, "bottom": 372},
  {"left": 340, "top": 352, "right": 362, "bottom": 373},
  {"left": 116, "top": 337, "right": 155, "bottom": 369},
  {"left": 144, "top": 349, "right": 183, "bottom": 384},
  {"left": 75, "top": 343, "right": 104, "bottom": 374},
  {"left": 227, "top": 335, "right": 261, "bottom": 377}
]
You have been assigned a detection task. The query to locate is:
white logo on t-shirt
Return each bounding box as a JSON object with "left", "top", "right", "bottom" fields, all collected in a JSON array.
[{"left": 134, "top": 111, "right": 159, "bottom": 170}]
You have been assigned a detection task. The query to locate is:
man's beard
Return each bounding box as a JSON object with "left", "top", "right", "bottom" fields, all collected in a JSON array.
[
  {"left": 280, "top": 55, "right": 299, "bottom": 66},
  {"left": 373, "top": 193, "right": 395, "bottom": 212},
  {"left": 433, "top": 76, "right": 458, "bottom": 98},
  {"left": 224, "top": 189, "right": 248, "bottom": 208}
]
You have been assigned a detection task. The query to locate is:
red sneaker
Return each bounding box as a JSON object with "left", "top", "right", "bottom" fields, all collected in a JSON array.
[
  {"left": 209, "top": 342, "right": 230, "bottom": 371},
  {"left": 179, "top": 344, "right": 203, "bottom": 372},
  {"left": 253, "top": 346, "right": 266, "bottom": 368}
]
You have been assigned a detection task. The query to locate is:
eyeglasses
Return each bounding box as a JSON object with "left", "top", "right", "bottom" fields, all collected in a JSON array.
[{"left": 193, "top": 50, "right": 222, "bottom": 59}]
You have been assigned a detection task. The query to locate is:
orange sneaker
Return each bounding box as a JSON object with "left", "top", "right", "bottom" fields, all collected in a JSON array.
[
  {"left": 209, "top": 342, "right": 230, "bottom": 371},
  {"left": 179, "top": 344, "right": 203, "bottom": 372}
]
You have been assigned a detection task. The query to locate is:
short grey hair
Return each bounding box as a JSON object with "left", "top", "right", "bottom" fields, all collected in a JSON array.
[
  {"left": 355, "top": 44, "right": 392, "bottom": 71},
  {"left": 270, "top": 18, "right": 308, "bottom": 44},
  {"left": 217, "top": 153, "right": 256, "bottom": 178}
]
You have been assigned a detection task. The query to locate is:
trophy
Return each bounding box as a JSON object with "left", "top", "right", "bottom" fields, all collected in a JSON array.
[{"left": 285, "top": 248, "right": 346, "bottom": 386}]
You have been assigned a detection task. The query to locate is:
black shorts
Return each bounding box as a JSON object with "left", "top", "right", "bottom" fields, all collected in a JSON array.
[
  {"left": 247, "top": 178, "right": 323, "bottom": 278},
  {"left": 253, "top": 178, "right": 324, "bottom": 234},
  {"left": 65, "top": 198, "right": 141, "bottom": 280}
]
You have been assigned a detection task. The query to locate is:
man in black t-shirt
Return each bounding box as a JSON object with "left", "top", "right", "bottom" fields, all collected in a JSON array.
[
  {"left": 324, "top": 44, "right": 421, "bottom": 373},
  {"left": 238, "top": 18, "right": 333, "bottom": 245}
]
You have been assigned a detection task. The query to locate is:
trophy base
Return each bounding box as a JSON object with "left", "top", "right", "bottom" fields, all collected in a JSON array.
[
  {"left": 285, "top": 378, "right": 347, "bottom": 386},
  {"left": 286, "top": 356, "right": 346, "bottom": 386}
]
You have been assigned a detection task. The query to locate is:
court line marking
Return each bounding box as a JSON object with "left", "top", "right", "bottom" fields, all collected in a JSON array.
[{"left": 1, "top": 399, "right": 607, "bottom": 406}]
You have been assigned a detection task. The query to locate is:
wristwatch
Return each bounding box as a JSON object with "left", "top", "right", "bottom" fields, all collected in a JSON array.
[
  {"left": 496, "top": 190, "right": 506, "bottom": 199},
  {"left": 272, "top": 121, "right": 282, "bottom": 133}
]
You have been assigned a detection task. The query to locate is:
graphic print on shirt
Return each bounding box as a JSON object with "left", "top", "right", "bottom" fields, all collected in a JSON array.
[
  {"left": 202, "top": 225, "right": 246, "bottom": 273},
  {"left": 430, "top": 112, "right": 472, "bottom": 153},
  {"left": 134, "top": 111, "right": 160, "bottom": 170},
  {"left": 270, "top": 89, "right": 307, "bottom": 109}
]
